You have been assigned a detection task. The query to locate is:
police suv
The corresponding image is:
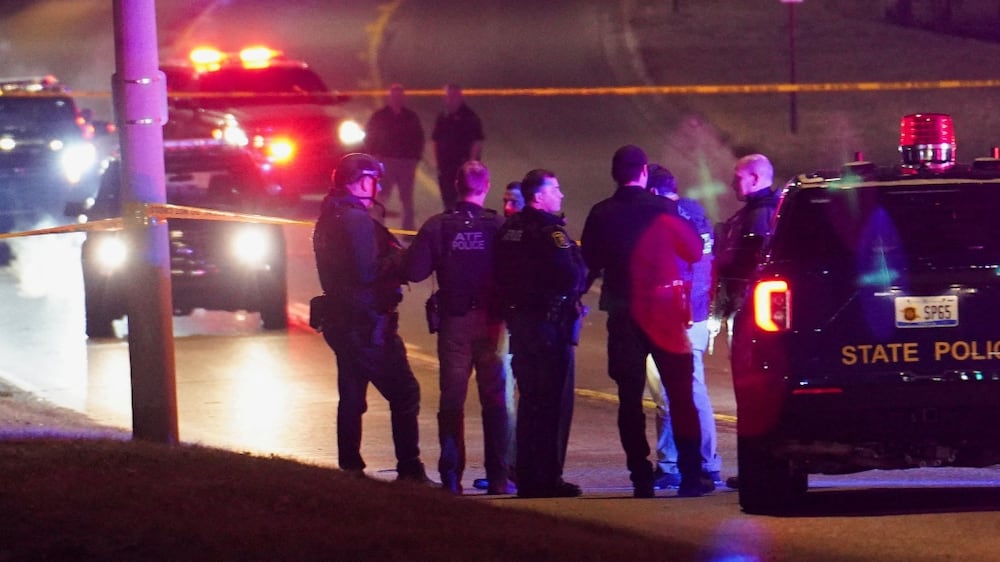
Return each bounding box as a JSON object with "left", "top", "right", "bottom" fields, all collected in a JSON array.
[
  {"left": 0, "top": 76, "right": 100, "bottom": 226},
  {"left": 70, "top": 139, "right": 288, "bottom": 338},
  {"left": 732, "top": 114, "right": 1000, "bottom": 514},
  {"left": 161, "top": 46, "right": 365, "bottom": 201}
]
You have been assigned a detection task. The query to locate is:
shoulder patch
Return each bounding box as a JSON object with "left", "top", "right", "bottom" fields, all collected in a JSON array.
[{"left": 551, "top": 230, "right": 571, "bottom": 249}]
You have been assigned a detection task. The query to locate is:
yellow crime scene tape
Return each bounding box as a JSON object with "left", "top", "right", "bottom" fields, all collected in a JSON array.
[
  {"left": 0, "top": 203, "right": 417, "bottom": 240},
  {"left": 57, "top": 78, "right": 1000, "bottom": 99}
]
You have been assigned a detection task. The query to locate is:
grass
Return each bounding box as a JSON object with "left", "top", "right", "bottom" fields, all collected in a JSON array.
[{"left": 0, "top": 438, "right": 696, "bottom": 561}]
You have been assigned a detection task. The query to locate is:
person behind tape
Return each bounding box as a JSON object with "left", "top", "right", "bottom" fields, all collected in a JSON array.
[
  {"left": 404, "top": 160, "right": 514, "bottom": 495},
  {"left": 642, "top": 164, "right": 723, "bottom": 490},
  {"left": 580, "top": 145, "right": 711, "bottom": 498},
  {"left": 312, "top": 152, "right": 432, "bottom": 484},
  {"left": 495, "top": 169, "right": 587, "bottom": 498}
]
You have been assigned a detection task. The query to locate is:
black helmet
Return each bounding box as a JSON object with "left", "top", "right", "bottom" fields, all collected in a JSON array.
[{"left": 332, "top": 153, "right": 384, "bottom": 189}]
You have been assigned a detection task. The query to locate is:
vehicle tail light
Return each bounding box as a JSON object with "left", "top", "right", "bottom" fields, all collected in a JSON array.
[
  {"left": 899, "top": 113, "right": 956, "bottom": 171},
  {"left": 753, "top": 279, "right": 790, "bottom": 332},
  {"left": 266, "top": 138, "right": 296, "bottom": 164}
]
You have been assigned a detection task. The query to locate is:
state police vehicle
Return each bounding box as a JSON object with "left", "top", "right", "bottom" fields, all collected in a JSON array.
[{"left": 732, "top": 114, "right": 1000, "bottom": 514}]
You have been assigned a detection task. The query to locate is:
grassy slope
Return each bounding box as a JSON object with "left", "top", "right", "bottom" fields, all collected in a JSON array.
[{"left": 632, "top": 0, "right": 1000, "bottom": 181}]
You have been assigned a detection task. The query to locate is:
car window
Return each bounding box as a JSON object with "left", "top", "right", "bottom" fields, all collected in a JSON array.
[
  {"left": 770, "top": 182, "right": 1000, "bottom": 268},
  {"left": 0, "top": 97, "right": 78, "bottom": 131}
]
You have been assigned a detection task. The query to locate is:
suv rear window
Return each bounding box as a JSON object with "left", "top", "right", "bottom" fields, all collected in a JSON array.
[
  {"left": 770, "top": 182, "right": 1000, "bottom": 268},
  {"left": 196, "top": 66, "right": 328, "bottom": 94}
]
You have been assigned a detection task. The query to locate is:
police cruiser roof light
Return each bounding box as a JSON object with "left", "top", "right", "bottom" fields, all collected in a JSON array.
[
  {"left": 899, "top": 113, "right": 956, "bottom": 171},
  {"left": 239, "top": 46, "right": 281, "bottom": 68}
]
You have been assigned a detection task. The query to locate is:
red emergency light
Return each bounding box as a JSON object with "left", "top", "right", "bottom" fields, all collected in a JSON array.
[{"left": 899, "top": 113, "right": 956, "bottom": 171}]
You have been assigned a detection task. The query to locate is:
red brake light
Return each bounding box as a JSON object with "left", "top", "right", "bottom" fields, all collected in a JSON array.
[
  {"left": 753, "top": 280, "right": 791, "bottom": 332},
  {"left": 899, "top": 113, "right": 956, "bottom": 171}
]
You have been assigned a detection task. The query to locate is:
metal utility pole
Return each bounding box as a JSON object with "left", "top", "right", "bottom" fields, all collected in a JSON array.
[
  {"left": 781, "top": 0, "right": 803, "bottom": 134},
  {"left": 111, "top": 0, "right": 178, "bottom": 444}
]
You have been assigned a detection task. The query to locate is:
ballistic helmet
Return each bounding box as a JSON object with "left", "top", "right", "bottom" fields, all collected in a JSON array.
[{"left": 332, "top": 153, "right": 384, "bottom": 190}]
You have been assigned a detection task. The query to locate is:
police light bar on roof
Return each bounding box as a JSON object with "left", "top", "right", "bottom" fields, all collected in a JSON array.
[
  {"left": 0, "top": 75, "right": 64, "bottom": 93},
  {"left": 899, "top": 113, "right": 956, "bottom": 171},
  {"left": 188, "top": 46, "right": 285, "bottom": 71}
]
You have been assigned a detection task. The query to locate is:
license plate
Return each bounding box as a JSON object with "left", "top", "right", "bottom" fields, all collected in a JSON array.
[{"left": 895, "top": 295, "right": 958, "bottom": 328}]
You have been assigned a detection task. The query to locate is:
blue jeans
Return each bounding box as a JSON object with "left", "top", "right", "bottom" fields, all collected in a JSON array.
[{"left": 644, "top": 320, "right": 721, "bottom": 475}]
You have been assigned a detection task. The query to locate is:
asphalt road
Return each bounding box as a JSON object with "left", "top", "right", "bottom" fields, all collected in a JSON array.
[{"left": 4, "top": 2, "right": 1000, "bottom": 560}]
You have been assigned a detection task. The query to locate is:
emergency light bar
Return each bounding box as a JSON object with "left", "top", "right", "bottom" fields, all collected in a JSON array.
[{"left": 899, "top": 113, "right": 956, "bottom": 171}]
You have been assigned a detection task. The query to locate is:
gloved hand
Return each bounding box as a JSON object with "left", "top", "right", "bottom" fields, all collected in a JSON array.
[{"left": 707, "top": 315, "right": 722, "bottom": 355}]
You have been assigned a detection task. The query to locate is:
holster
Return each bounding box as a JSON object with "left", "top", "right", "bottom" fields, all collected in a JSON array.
[
  {"left": 425, "top": 292, "right": 441, "bottom": 334},
  {"left": 309, "top": 295, "right": 329, "bottom": 332}
]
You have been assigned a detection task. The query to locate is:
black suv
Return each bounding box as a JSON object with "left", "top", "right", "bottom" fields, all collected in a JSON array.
[
  {"left": 73, "top": 140, "right": 289, "bottom": 338},
  {"left": 0, "top": 76, "right": 101, "bottom": 228},
  {"left": 161, "top": 47, "right": 365, "bottom": 200},
  {"left": 732, "top": 114, "right": 1000, "bottom": 513}
]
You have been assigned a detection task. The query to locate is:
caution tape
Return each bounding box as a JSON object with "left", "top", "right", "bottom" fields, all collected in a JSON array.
[
  {"left": 61, "top": 78, "right": 1000, "bottom": 99},
  {"left": 0, "top": 203, "right": 416, "bottom": 239}
]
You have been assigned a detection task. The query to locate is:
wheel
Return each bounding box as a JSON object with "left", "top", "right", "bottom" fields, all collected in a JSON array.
[
  {"left": 84, "top": 287, "right": 119, "bottom": 338},
  {"left": 737, "top": 435, "right": 808, "bottom": 515},
  {"left": 82, "top": 263, "right": 122, "bottom": 338},
  {"left": 258, "top": 269, "right": 288, "bottom": 330}
]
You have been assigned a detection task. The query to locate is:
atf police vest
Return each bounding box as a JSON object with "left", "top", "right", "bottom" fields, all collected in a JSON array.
[{"left": 437, "top": 208, "right": 500, "bottom": 315}]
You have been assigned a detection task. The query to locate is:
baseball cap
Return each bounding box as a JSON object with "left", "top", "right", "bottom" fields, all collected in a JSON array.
[{"left": 611, "top": 144, "right": 648, "bottom": 184}]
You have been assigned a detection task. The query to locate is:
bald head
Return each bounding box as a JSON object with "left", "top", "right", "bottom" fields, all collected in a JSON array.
[{"left": 731, "top": 154, "right": 774, "bottom": 200}]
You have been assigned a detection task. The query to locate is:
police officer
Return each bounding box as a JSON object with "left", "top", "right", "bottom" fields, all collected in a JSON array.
[
  {"left": 495, "top": 168, "right": 587, "bottom": 498},
  {"left": 312, "top": 152, "right": 432, "bottom": 484},
  {"left": 581, "top": 145, "right": 708, "bottom": 498},
  {"left": 404, "top": 160, "right": 512, "bottom": 495},
  {"left": 711, "top": 153, "right": 780, "bottom": 347}
]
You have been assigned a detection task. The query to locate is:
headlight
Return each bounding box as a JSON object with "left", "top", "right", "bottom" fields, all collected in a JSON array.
[
  {"left": 60, "top": 142, "right": 98, "bottom": 184},
  {"left": 93, "top": 237, "right": 127, "bottom": 270},
  {"left": 232, "top": 227, "right": 272, "bottom": 265},
  {"left": 338, "top": 119, "right": 365, "bottom": 146}
]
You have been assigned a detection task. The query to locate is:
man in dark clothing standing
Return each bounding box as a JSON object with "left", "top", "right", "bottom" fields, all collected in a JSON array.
[
  {"left": 431, "top": 84, "right": 484, "bottom": 210},
  {"left": 496, "top": 169, "right": 587, "bottom": 498},
  {"left": 312, "top": 152, "right": 431, "bottom": 484},
  {"left": 364, "top": 83, "right": 425, "bottom": 231},
  {"left": 404, "top": 160, "right": 513, "bottom": 496},
  {"left": 710, "top": 153, "right": 780, "bottom": 491},
  {"left": 580, "top": 145, "right": 710, "bottom": 498},
  {"left": 710, "top": 153, "right": 781, "bottom": 347}
]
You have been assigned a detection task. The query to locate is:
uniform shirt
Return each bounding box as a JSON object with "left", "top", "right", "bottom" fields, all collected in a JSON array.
[
  {"left": 495, "top": 206, "right": 586, "bottom": 311},
  {"left": 431, "top": 103, "right": 484, "bottom": 173},
  {"left": 713, "top": 186, "right": 780, "bottom": 316},
  {"left": 404, "top": 201, "right": 503, "bottom": 315},
  {"left": 364, "top": 105, "right": 425, "bottom": 160},
  {"left": 312, "top": 192, "right": 403, "bottom": 313},
  {"left": 677, "top": 198, "right": 714, "bottom": 323}
]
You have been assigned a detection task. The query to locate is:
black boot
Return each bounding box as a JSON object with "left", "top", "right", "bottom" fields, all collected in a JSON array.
[{"left": 437, "top": 410, "right": 466, "bottom": 494}]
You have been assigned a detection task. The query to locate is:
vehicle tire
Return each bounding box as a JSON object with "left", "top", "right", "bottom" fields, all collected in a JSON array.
[
  {"left": 737, "top": 435, "right": 808, "bottom": 515},
  {"left": 84, "top": 287, "right": 119, "bottom": 338},
  {"left": 259, "top": 270, "right": 288, "bottom": 330}
]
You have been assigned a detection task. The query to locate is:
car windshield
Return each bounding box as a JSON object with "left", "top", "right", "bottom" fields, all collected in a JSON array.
[
  {"left": 0, "top": 97, "right": 78, "bottom": 132},
  {"left": 770, "top": 181, "right": 1000, "bottom": 269},
  {"left": 95, "top": 149, "right": 272, "bottom": 216}
]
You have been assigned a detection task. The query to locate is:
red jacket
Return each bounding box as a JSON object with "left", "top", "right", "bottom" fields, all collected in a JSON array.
[{"left": 629, "top": 213, "right": 703, "bottom": 353}]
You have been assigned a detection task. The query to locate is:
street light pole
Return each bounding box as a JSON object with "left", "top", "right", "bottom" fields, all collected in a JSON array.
[{"left": 781, "top": 0, "right": 803, "bottom": 134}]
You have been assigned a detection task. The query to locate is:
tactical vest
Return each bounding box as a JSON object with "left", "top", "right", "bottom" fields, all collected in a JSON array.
[{"left": 436, "top": 208, "right": 500, "bottom": 316}]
